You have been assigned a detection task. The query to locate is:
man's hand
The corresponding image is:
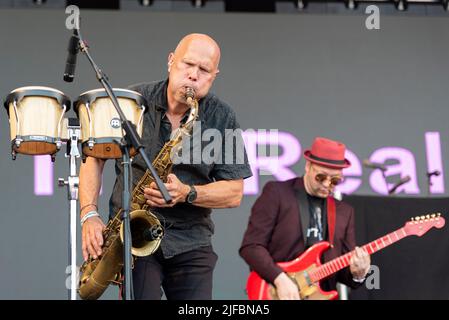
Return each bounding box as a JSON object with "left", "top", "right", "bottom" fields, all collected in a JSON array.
[
  {"left": 350, "top": 246, "right": 371, "bottom": 280},
  {"left": 81, "top": 216, "right": 106, "bottom": 261},
  {"left": 273, "top": 272, "right": 300, "bottom": 300},
  {"left": 144, "top": 173, "right": 190, "bottom": 207}
]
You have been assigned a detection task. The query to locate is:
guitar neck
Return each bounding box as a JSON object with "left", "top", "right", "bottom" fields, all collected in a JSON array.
[{"left": 308, "top": 227, "right": 409, "bottom": 283}]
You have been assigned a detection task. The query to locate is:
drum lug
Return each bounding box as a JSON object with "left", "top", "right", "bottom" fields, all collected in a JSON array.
[
  {"left": 51, "top": 154, "right": 56, "bottom": 162},
  {"left": 15, "top": 138, "right": 22, "bottom": 148},
  {"left": 88, "top": 139, "right": 94, "bottom": 150},
  {"left": 56, "top": 139, "right": 62, "bottom": 150},
  {"left": 11, "top": 150, "right": 16, "bottom": 161}
]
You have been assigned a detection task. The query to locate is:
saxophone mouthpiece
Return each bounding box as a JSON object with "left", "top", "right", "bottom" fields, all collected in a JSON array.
[{"left": 185, "top": 87, "right": 195, "bottom": 100}]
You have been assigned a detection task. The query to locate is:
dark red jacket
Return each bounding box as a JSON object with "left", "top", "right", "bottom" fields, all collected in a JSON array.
[{"left": 239, "top": 177, "right": 362, "bottom": 291}]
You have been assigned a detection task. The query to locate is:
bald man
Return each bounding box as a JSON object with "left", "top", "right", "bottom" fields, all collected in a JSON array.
[{"left": 79, "top": 33, "right": 252, "bottom": 300}]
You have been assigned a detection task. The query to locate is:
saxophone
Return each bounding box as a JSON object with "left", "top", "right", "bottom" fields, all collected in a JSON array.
[{"left": 78, "top": 88, "right": 199, "bottom": 300}]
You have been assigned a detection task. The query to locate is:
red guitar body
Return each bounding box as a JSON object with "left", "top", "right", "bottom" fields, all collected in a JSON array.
[{"left": 246, "top": 241, "right": 338, "bottom": 300}]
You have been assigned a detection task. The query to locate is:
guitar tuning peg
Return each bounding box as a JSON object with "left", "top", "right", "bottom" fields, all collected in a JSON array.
[
  {"left": 415, "top": 216, "right": 420, "bottom": 221},
  {"left": 411, "top": 217, "right": 415, "bottom": 222},
  {"left": 420, "top": 215, "right": 425, "bottom": 220},
  {"left": 431, "top": 214, "right": 436, "bottom": 218},
  {"left": 437, "top": 213, "right": 441, "bottom": 217},
  {"left": 426, "top": 215, "right": 430, "bottom": 220}
]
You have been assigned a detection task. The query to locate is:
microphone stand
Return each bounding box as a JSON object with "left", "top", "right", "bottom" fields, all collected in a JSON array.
[
  {"left": 388, "top": 181, "right": 400, "bottom": 195},
  {"left": 388, "top": 176, "right": 411, "bottom": 195},
  {"left": 58, "top": 118, "right": 81, "bottom": 300},
  {"left": 426, "top": 173, "right": 432, "bottom": 196},
  {"left": 365, "top": 166, "right": 389, "bottom": 195},
  {"left": 426, "top": 171, "right": 440, "bottom": 196},
  {"left": 74, "top": 27, "right": 172, "bottom": 300}
]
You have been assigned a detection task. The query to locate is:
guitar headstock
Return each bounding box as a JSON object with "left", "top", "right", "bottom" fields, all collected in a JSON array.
[{"left": 404, "top": 213, "right": 445, "bottom": 237}]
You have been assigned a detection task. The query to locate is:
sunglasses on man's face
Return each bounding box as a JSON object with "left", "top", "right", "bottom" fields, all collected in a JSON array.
[{"left": 314, "top": 173, "right": 344, "bottom": 187}]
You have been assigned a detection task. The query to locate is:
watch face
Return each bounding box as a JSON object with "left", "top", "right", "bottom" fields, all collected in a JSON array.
[{"left": 187, "top": 188, "right": 197, "bottom": 203}]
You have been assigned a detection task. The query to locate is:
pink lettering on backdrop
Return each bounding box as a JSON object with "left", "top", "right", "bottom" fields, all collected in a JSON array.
[
  {"left": 33, "top": 131, "right": 444, "bottom": 197},
  {"left": 369, "top": 147, "right": 420, "bottom": 195},
  {"left": 33, "top": 155, "right": 103, "bottom": 196},
  {"left": 243, "top": 130, "right": 301, "bottom": 195}
]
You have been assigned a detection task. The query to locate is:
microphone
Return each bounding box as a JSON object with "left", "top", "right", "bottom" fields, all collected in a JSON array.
[
  {"left": 363, "top": 159, "right": 387, "bottom": 172},
  {"left": 426, "top": 170, "right": 441, "bottom": 177},
  {"left": 388, "top": 175, "right": 411, "bottom": 195},
  {"left": 143, "top": 225, "right": 164, "bottom": 241},
  {"left": 63, "top": 31, "right": 80, "bottom": 82}
]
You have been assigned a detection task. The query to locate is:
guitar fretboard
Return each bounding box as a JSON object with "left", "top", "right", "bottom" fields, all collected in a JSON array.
[{"left": 308, "top": 227, "right": 408, "bottom": 283}]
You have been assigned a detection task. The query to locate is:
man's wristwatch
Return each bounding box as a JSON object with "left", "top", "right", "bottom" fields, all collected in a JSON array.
[{"left": 185, "top": 185, "right": 197, "bottom": 204}]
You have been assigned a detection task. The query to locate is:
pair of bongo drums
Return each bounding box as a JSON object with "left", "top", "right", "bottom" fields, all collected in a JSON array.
[{"left": 3, "top": 86, "right": 146, "bottom": 160}]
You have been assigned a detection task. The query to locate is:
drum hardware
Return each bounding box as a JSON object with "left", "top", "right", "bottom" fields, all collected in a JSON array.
[{"left": 57, "top": 117, "right": 82, "bottom": 301}]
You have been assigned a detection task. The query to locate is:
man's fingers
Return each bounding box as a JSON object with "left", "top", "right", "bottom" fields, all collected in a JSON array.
[
  {"left": 167, "top": 173, "right": 177, "bottom": 183},
  {"left": 146, "top": 199, "right": 164, "bottom": 207},
  {"left": 88, "top": 229, "right": 101, "bottom": 256},
  {"left": 144, "top": 188, "right": 164, "bottom": 199},
  {"left": 357, "top": 247, "right": 367, "bottom": 257},
  {"left": 146, "top": 198, "right": 174, "bottom": 208},
  {"left": 165, "top": 183, "right": 177, "bottom": 192},
  {"left": 149, "top": 182, "right": 158, "bottom": 190},
  {"left": 86, "top": 237, "right": 97, "bottom": 259},
  {"left": 82, "top": 230, "right": 88, "bottom": 260},
  {"left": 151, "top": 197, "right": 167, "bottom": 206},
  {"left": 95, "top": 229, "right": 103, "bottom": 247},
  {"left": 354, "top": 246, "right": 367, "bottom": 260}
]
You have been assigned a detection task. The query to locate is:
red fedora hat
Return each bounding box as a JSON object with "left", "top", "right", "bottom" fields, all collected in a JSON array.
[{"left": 303, "top": 137, "right": 351, "bottom": 169}]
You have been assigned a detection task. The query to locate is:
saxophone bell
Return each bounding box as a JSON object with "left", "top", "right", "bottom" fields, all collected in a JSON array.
[{"left": 119, "top": 209, "right": 164, "bottom": 257}]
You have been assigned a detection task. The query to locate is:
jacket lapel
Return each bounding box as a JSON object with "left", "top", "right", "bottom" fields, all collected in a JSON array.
[{"left": 294, "top": 178, "right": 309, "bottom": 244}]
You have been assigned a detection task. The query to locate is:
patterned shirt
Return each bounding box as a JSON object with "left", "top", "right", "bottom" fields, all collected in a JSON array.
[{"left": 109, "top": 79, "right": 252, "bottom": 258}]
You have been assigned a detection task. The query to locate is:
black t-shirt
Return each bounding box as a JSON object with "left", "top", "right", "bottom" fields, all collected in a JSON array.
[
  {"left": 305, "top": 194, "right": 326, "bottom": 248},
  {"left": 109, "top": 80, "right": 253, "bottom": 258}
]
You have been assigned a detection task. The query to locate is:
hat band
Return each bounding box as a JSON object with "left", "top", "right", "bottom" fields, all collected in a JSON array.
[{"left": 308, "top": 153, "right": 347, "bottom": 165}]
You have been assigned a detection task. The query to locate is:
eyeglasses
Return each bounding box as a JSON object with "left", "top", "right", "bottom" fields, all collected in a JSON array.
[{"left": 314, "top": 173, "right": 344, "bottom": 187}]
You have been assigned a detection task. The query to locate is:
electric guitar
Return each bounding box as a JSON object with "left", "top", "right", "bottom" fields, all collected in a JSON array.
[{"left": 246, "top": 213, "right": 445, "bottom": 300}]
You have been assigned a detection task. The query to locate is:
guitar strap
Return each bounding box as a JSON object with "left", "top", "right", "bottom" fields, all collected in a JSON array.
[{"left": 327, "top": 196, "right": 336, "bottom": 247}]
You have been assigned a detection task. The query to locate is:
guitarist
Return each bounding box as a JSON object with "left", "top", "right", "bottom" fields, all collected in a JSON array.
[{"left": 240, "top": 137, "right": 371, "bottom": 300}]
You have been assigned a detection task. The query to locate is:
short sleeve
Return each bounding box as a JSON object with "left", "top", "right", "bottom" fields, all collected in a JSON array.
[{"left": 210, "top": 110, "right": 252, "bottom": 181}]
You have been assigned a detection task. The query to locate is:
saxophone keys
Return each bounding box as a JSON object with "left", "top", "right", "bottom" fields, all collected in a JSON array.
[
  {"left": 135, "top": 194, "right": 146, "bottom": 205},
  {"left": 131, "top": 203, "right": 141, "bottom": 211}
]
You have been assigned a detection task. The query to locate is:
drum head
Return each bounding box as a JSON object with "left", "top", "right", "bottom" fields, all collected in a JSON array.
[
  {"left": 4, "top": 86, "right": 71, "bottom": 115},
  {"left": 74, "top": 88, "right": 146, "bottom": 114}
]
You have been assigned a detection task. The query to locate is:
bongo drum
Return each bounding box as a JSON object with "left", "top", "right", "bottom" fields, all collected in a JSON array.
[
  {"left": 3, "top": 86, "right": 71, "bottom": 159},
  {"left": 74, "top": 88, "right": 146, "bottom": 159}
]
